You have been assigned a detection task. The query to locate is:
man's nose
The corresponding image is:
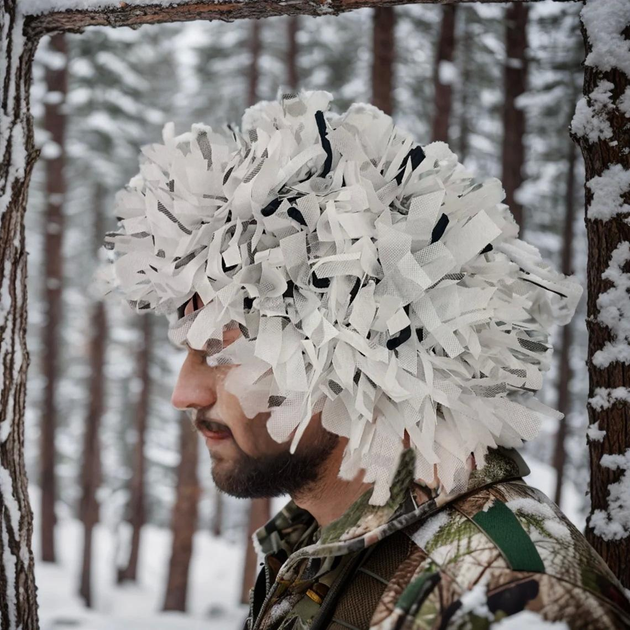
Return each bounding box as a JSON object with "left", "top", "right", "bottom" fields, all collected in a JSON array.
[{"left": 170, "top": 350, "right": 216, "bottom": 411}]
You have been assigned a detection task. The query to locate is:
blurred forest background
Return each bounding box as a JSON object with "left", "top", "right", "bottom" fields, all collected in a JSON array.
[{"left": 26, "top": 1, "right": 588, "bottom": 627}]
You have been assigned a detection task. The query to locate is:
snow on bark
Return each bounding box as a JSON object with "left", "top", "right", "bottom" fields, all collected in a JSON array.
[
  {"left": 592, "top": 241, "right": 630, "bottom": 368},
  {"left": 590, "top": 449, "right": 630, "bottom": 541},
  {"left": 575, "top": 0, "right": 630, "bottom": 585}
]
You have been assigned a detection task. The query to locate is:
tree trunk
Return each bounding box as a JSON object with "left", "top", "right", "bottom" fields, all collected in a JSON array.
[
  {"left": 163, "top": 413, "right": 201, "bottom": 611},
  {"left": 117, "top": 315, "right": 152, "bottom": 583},
  {"left": 372, "top": 7, "right": 396, "bottom": 116},
  {"left": 78, "top": 183, "right": 107, "bottom": 608},
  {"left": 457, "top": 10, "right": 472, "bottom": 163},
  {"left": 553, "top": 123, "right": 578, "bottom": 507},
  {"left": 240, "top": 497, "right": 271, "bottom": 604},
  {"left": 501, "top": 3, "right": 529, "bottom": 233},
  {"left": 286, "top": 16, "right": 299, "bottom": 91},
  {"left": 574, "top": 7, "right": 630, "bottom": 588},
  {"left": 431, "top": 5, "right": 457, "bottom": 143},
  {"left": 248, "top": 19, "right": 262, "bottom": 107},
  {"left": 0, "top": 3, "right": 41, "bottom": 627},
  {"left": 39, "top": 32, "right": 68, "bottom": 565},
  {"left": 211, "top": 489, "right": 223, "bottom": 537}
]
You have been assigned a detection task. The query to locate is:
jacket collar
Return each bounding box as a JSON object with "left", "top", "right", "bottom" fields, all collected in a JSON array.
[{"left": 255, "top": 447, "right": 530, "bottom": 559}]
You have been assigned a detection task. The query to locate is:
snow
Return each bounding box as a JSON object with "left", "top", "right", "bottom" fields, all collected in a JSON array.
[
  {"left": 457, "top": 576, "right": 493, "bottom": 621},
  {"left": 581, "top": 0, "right": 630, "bottom": 76},
  {"left": 589, "top": 387, "right": 630, "bottom": 412},
  {"left": 592, "top": 241, "right": 630, "bottom": 368},
  {"left": 570, "top": 81, "right": 614, "bottom": 143},
  {"left": 494, "top": 610, "right": 569, "bottom": 629},
  {"left": 586, "top": 421, "right": 606, "bottom": 443},
  {"left": 33, "top": 503, "right": 249, "bottom": 629},
  {"left": 585, "top": 164, "right": 630, "bottom": 222},
  {"left": 437, "top": 60, "right": 458, "bottom": 86},
  {"left": 506, "top": 497, "right": 572, "bottom": 542},
  {"left": 2, "top": 521, "right": 17, "bottom": 630},
  {"left": 619, "top": 87, "right": 630, "bottom": 118},
  {"left": 589, "top": 449, "right": 630, "bottom": 541},
  {"left": 410, "top": 510, "right": 449, "bottom": 549}
]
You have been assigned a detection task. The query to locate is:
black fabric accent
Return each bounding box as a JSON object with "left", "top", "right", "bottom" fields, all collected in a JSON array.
[
  {"left": 353, "top": 368, "right": 361, "bottom": 385},
  {"left": 387, "top": 326, "right": 412, "bottom": 351},
  {"left": 283, "top": 280, "right": 295, "bottom": 298},
  {"left": 244, "top": 296, "right": 255, "bottom": 310},
  {"left": 349, "top": 277, "right": 361, "bottom": 305},
  {"left": 481, "top": 243, "right": 493, "bottom": 254},
  {"left": 222, "top": 256, "right": 238, "bottom": 273},
  {"left": 415, "top": 328, "right": 424, "bottom": 342},
  {"left": 288, "top": 206, "right": 308, "bottom": 226},
  {"left": 223, "top": 165, "right": 234, "bottom": 185},
  {"left": 315, "top": 110, "right": 333, "bottom": 177},
  {"left": 395, "top": 145, "right": 426, "bottom": 185},
  {"left": 312, "top": 271, "right": 331, "bottom": 288},
  {"left": 262, "top": 197, "right": 282, "bottom": 217},
  {"left": 430, "top": 213, "right": 449, "bottom": 243}
]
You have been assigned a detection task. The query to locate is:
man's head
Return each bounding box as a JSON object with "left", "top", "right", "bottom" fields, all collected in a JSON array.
[
  {"left": 171, "top": 293, "right": 340, "bottom": 499},
  {"left": 99, "top": 88, "right": 583, "bottom": 506}
]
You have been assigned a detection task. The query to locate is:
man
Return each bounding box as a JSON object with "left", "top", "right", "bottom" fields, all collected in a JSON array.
[{"left": 99, "top": 89, "right": 630, "bottom": 629}]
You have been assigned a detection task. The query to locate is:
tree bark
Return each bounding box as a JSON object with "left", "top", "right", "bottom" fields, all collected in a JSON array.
[
  {"left": 248, "top": 19, "right": 262, "bottom": 108},
  {"left": 0, "top": 3, "right": 40, "bottom": 627},
  {"left": 457, "top": 10, "right": 472, "bottom": 162},
  {"left": 553, "top": 123, "right": 578, "bottom": 507},
  {"left": 286, "top": 16, "right": 300, "bottom": 92},
  {"left": 372, "top": 7, "right": 396, "bottom": 116},
  {"left": 78, "top": 182, "right": 108, "bottom": 608},
  {"left": 431, "top": 5, "right": 457, "bottom": 143},
  {"left": 24, "top": 1, "right": 537, "bottom": 39},
  {"left": 163, "top": 413, "right": 201, "bottom": 612},
  {"left": 117, "top": 315, "right": 152, "bottom": 583},
  {"left": 501, "top": 3, "right": 529, "bottom": 233},
  {"left": 39, "top": 32, "right": 68, "bottom": 565},
  {"left": 574, "top": 11, "right": 630, "bottom": 587}
]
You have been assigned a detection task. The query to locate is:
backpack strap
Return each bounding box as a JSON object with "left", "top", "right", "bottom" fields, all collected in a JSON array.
[{"left": 311, "top": 530, "right": 415, "bottom": 630}]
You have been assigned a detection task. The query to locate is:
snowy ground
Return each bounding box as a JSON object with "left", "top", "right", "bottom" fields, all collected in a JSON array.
[{"left": 31, "top": 459, "right": 585, "bottom": 628}]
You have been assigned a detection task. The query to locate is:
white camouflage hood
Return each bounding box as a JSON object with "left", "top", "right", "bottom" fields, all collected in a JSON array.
[{"left": 96, "top": 88, "right": 583, "bottom": 506}]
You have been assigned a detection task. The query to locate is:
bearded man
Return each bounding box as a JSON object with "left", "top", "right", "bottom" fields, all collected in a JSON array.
[{"left": 99, "top": 89, "right": 630, "bottom": 629}]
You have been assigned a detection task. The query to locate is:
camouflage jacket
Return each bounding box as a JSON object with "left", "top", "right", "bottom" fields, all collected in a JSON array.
[{"left": 245, "top": 448, "right": 630, "bottom": 630}]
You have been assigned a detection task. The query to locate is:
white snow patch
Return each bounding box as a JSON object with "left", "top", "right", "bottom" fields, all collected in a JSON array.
[
  {"left": 494, "top": 610, "right": 569, "bottom": 629},
  {"left": 586, "top": 164, "right": 630, "bottom": 221},
  {"left": 589, "top": 387, "right": 630, "bottom": 411},
  {"left": 570, "top": 81, "right": 614, "bottom": 143},
  {"left": 581, "top": 0, "right": 630, "bottom": 76},
  {"left": 592, "top": 241, "right": 630, "bottom": 368},
  {"left": 506, "top": 497, "right": 556, "bottom": 520},
  {"left": 619, "top": 87, "right": 630, "bottom": 118},
  {"left": 0, "top": 465, "right": 21, "bottom": 535},
  {"left": 19, "top": 0, "right": 247, "bottom": 16},
  {"left": 1, "top": 521, "right": 17, "bottom": 630},
  {"left": 438, "top": 60, "right": 458, "bottom": 86},
  {"left": 457, "top": 575, "right": 493, "bottom": 621},
  {"left": 590, "top": 449, "right": 630, "bottom": 541},
  {"left": 586, "top": 421, "right": 606, "bottom": 442},
  {"left": 410, "top": 510, "right": 449, "bottom": 549}
]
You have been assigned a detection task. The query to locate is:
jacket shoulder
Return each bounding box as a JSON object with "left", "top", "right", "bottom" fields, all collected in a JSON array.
[{"left": 369, "top": 480, "right": 630, "bottom": 629}]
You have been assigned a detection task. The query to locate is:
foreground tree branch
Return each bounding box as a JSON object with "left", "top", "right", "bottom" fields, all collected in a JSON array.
[{"left": 23, "top": 0, "right": 567, "bottom": 38}]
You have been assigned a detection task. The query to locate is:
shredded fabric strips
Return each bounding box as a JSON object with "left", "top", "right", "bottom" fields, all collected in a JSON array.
[{"left": 95, "top": 89, "right": 583, "bottom": 506}]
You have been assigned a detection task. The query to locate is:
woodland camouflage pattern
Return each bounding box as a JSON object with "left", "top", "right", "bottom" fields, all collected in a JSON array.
[{"left": 244, "top": 449, "right": 630, "bottom": 630}]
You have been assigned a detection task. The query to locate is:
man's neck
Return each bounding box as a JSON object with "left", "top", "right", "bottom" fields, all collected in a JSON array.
[{"left": 291, "top": 440, "right": 373, "bottom": 528}]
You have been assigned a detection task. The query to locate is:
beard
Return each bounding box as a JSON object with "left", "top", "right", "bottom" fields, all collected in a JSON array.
[{"left": 210, "top": 429, "right": 340, "bottom": 499}]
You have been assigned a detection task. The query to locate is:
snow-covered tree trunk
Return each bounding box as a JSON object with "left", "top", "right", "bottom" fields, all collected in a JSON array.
[
  {"left": 572, "top": 0, "right": 630, "bottom": 588},
  {"left": 0, "top": 2, "right": 40, "bottom": 628}
]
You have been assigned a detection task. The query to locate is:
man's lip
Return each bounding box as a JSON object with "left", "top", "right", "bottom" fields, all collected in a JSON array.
[{"left": 195, "top": 417, "right": 233, "bottom": 440}]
